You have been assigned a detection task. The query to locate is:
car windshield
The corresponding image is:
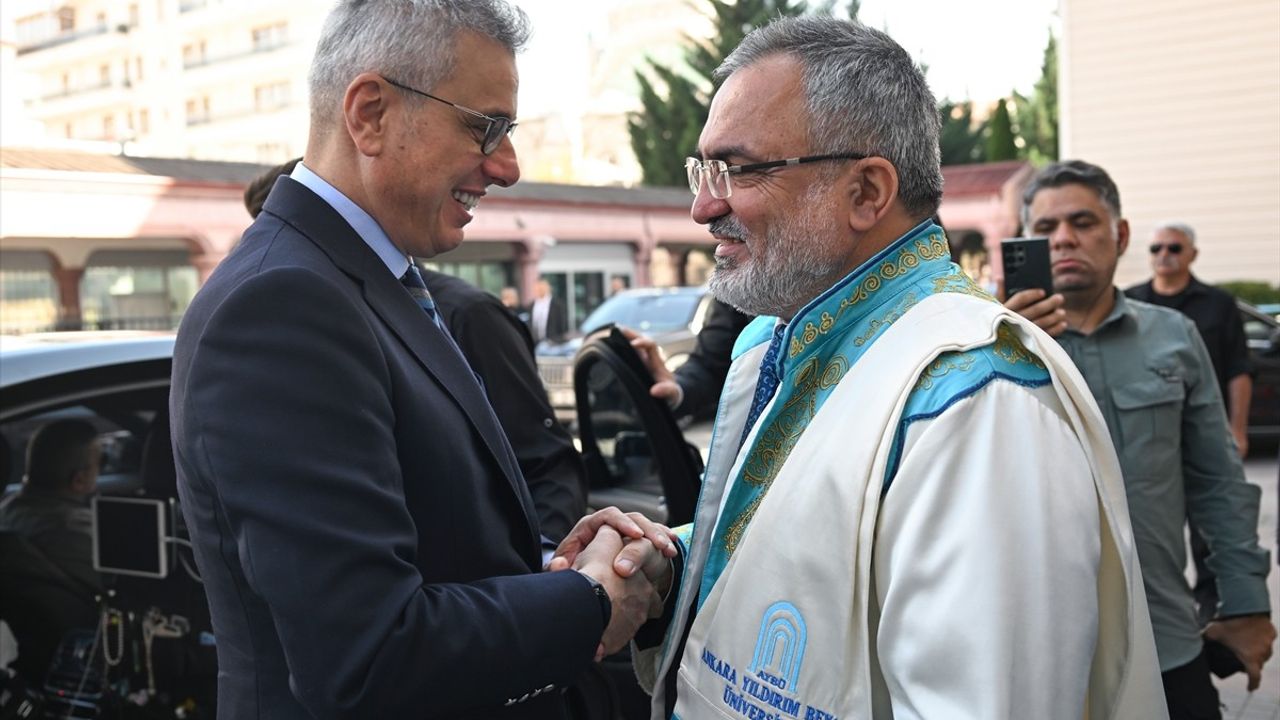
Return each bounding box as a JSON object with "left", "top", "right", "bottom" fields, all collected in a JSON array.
[{"left": 581, "top": 293, "right": 700, "bottom": 335}]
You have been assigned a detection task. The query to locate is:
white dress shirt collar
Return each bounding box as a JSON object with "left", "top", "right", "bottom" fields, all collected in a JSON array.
[{"left": 289, "top": 161, "right": 410, "bottom": 278}]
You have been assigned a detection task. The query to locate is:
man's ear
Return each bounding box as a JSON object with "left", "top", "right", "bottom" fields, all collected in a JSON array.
[
  {"left": 846, "top": 158, "right": 899, "bottom": 232},
  {"left": 344, "top": 72, "right": 393, "bottom": 158},
  {"left": 1115, "top": 218, "right": 1130, "bottom": 257},
  {"left": 68, "top": 468, "right": 92, "bottom": 495}
]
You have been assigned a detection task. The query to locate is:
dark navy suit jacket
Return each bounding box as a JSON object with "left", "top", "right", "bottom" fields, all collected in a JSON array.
[{"left": 170, "top": 177, "right": 601, "bottom": 719}]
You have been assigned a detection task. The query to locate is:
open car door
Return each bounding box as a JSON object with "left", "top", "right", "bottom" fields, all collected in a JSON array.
[{"left": 574, "top": 325, "right": 703, "bottom": 526}]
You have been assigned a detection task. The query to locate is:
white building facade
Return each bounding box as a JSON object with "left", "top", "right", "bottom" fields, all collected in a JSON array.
[{"left": 1059, "top": 0, "right": 1280, "bottom": 286}]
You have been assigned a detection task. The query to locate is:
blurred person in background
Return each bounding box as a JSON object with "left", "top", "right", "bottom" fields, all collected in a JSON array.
[
  {"left": 0, "top": 418, "right": 102, "bottom": 592},
  {"left": 1125, "top": 222, "right": 1252, "bottom": 457},
  {"left": 527, "top": 277, "right": 569, "bottom": 344},
  {"left": 0, "top": 419, "right": 103, "bottom": 685},
  {"left": 1125, "top": 221, "right": 1254, "bottom": 630},
  {"left": 1008, "top": 160, "right": 1274, "bottom": 718}
]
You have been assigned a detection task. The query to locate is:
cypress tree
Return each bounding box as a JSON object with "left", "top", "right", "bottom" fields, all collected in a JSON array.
[
  {"left": 985, "top": 98, "right": 1017, "bottom": 162},
  {"left": 628, "top": 0, "right": 811, "bottom": 186}
]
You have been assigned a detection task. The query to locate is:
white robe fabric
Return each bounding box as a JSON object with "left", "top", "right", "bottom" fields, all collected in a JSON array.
[{"left": 640, "top": 293, "right": 1166, "bottom": 719}]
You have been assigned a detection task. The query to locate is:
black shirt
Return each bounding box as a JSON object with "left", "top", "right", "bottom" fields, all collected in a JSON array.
[{"left": 1125, "top": 275, "right": 1252, "bottom": 404}]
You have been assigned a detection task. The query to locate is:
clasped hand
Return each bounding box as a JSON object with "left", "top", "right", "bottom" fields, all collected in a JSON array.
[{"left": 547, "top": 507, "right": 679, "bottom": 661}]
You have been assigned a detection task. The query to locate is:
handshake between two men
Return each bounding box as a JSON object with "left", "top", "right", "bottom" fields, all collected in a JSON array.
[{"left": 548, "top": 508, "right": 679, "bottom": 661}]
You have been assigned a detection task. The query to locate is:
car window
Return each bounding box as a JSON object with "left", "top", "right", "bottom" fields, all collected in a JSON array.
[
  {"left": 1, "top": 406, "right": 154, "bottom": 498},
  {"left": 580, "top": 293, "right": 702, "bottom": 335},
  {"left": 581, "top": 360, "right": 660, "bottom": 491},
  {"left": 1241, "top": 306, "right": 1279, "bottom": 350}
]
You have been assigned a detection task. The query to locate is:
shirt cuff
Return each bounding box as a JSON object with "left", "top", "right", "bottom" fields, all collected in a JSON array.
[
  {"left": 669, "top": 382, "right": 685, "bottom": 411},
  {"left": 1215, "top": 575, "right": 1272, "bottom": 619}
]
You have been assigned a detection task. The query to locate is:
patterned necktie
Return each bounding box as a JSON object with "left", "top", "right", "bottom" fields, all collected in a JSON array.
[
  {"left": 400, "top": 264, "right": 449, "bottom": 334},
  {"left": 738, "top": 324, "right": 786, "bottom": 449}
]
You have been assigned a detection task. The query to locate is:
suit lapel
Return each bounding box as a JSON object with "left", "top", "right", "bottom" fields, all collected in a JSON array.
[{"left": 261, "top": 178, "right": 541, "bottom": 553}]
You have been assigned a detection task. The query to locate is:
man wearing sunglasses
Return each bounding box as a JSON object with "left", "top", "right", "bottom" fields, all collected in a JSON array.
[
  {"left": 1126, "top": 223, "right": 1253, "bottom": 459},
  {"left": 558, "top": 16, "right": 1163, "bottom": 718},
  {"left": 1007, "top": 161, "right": 1273, "bottom": 719},
  {"left": 170, "top": 2, "right": 673, "bottom": 718},
  {"left": 1125, "top": 222, "right": 1256, "bottom": 648}
]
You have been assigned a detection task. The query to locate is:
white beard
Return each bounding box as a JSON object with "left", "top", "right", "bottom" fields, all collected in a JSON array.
[{"left": 709, "top": 187, "right": 847, "bottom": 318}]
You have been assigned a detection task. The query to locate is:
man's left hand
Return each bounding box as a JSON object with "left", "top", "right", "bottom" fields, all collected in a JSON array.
[
  {"left": 1204, "top": 615, "right": 1277, "bottom": 691},
  {"left": 1231, "top": 427, "right": 1249, "bottom": 459},
  {"left": 547, "top": 507, "right": 678, "bottom": 572}
]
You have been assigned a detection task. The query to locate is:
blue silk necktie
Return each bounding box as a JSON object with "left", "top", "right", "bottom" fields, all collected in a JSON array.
[
  {"left": 400, "top": 264, "right": 485, "bottom": 388},
  {"left": 738, "top": 324, "right": 786, "bottom": 449},
  {"left": 400, "top": 264, "right": 449, "bottom": 335}
]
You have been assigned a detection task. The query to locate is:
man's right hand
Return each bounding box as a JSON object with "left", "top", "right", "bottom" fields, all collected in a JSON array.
[
  {"left": 618, "top": 327, "right": 683, "bottom": 406},
  {"left": 573, "top": 526, "right": 661, "bottom": 660},
  {"left": 1003, "top": 288, "right": 1068, "bottom": 337},
  {"left": 549, "top": 507, "right": 678, "bottom": 572}
]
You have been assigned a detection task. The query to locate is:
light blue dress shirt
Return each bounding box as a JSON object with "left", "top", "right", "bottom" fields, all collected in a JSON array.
[{"left": 290, "top": 161, "right": 410, "bottom": 279}]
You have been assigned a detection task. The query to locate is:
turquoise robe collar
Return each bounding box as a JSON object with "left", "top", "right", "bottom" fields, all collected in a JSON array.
[{"left": 698, "top": 219, "right": 978, "bottom": 607}]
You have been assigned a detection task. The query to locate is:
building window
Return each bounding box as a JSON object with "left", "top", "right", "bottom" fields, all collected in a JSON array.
[
  {"left": 103, "top": 115, "right": 116, "bottom": 140},
  {"left": 0, "top": 251, "right": 58, "bottom": 335},
  {"left": 95, "top": 11, "right": 106, "bottom": 30},
  {"left": 128, "top": 4, "right": 140, "bottom": 27},
  {"left": 185, "top": 97, "right": 211, "bottom": 125},
  {"left": 81, "top": 250, "right": 198, "bottom": 331},
  {"left": 99, "top": 64, "right": 110, "bottom": 87},
  {"left": 134, "top": 57, "right": 144, "bottom": 82},
  {"left": 426, "top": 262, "right": 516, "bottom": 299},
  {"left": 56, "top": 6, "right": 75, "bottom": 33},
  {"left": 251, "top": 22, "right": 288, "bottom": 51},
  {"left": 138, "top": 109, "right": 150, "bottom": 134},
  {"left": 254, "top": 81, "right": 290, "bottom": 111},
  {"left": 64, "top": 122, "right": 73, "bottom": 138},
  {"left": 182, "top": 41, "right": 206, "bottom": 68}
]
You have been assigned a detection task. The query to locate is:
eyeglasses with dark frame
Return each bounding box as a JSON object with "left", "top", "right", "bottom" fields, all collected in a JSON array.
[
  {"left": 381, "top": 75, "right": 517, "bottom": 156},
  {"left": 685, "top": 153, "right": 868, "bottom": 199},
  {"left": 1149, "top": 243, "right": 1184, "bottom": 255}
]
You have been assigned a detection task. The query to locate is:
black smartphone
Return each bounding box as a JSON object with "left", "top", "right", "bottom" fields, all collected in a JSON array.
[
  {"left": 1203, "top": 638, "right": 1245, "bottom": 679},
  {"left": 1001, "top": 236, "right": 1053, "bottom": 297}
]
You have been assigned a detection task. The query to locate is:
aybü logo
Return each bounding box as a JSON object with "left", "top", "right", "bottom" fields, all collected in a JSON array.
[{"left": 748, "top": 601, "right": 807, "bottom": 692}]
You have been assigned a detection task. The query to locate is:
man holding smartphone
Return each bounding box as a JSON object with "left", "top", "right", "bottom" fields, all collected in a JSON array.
[{"left": 1006, "top": 160, "right": 1274, "bottom": 719}]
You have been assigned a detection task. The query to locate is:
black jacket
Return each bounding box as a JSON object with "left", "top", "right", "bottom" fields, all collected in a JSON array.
[
  {"left": 171, "top": 177, "right": 601, "bottom": 719},
  {"left": 424, "top": 270, "right": 586, "bottom": 541}
]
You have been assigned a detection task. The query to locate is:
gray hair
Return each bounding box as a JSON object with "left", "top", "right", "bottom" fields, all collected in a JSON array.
[
  {"left": 308, "top": 0, "right": 530, "bottom": 132},
  {"left": 1153, "top": 220, "right": 1196, "bottom": 246},
  {"left": 1020, "top": 160, "right": 1122, "bottom": 227},
  {"left": 714, "top": 17, "right": 943, "bottom": 219}
]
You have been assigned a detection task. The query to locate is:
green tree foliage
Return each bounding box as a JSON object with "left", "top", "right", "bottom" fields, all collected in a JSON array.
[
  {"left": 628, "top": 0, "right": 811, "bottom": 186},
  {"left": 627, "top": 68, "right": 706, "bottom": 187},
  {"left": 1218, "top": 281, "right": 1280, "bottom": 305},
  {"left": 985, "top": 98, "right": 1018, "bottom": 161},
  {"left": 1011, "top": 33, "right": 1058, "bottom": 163},
  {"left": 938, "top": 100, "right": 986, "bottom": 165}
]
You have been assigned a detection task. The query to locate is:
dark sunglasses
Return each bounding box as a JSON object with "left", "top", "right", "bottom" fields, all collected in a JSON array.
[
  {"left": 381, "top": 75, "right": 516, "bottom": 156},
  {"left": 1149, "top": 243, "right": 1184, "bottom": 255}
]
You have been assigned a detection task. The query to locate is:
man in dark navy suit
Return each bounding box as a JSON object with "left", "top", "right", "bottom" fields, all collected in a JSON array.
[{"left": 170, "top": 2, "right": 672, "bottom": 718}]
